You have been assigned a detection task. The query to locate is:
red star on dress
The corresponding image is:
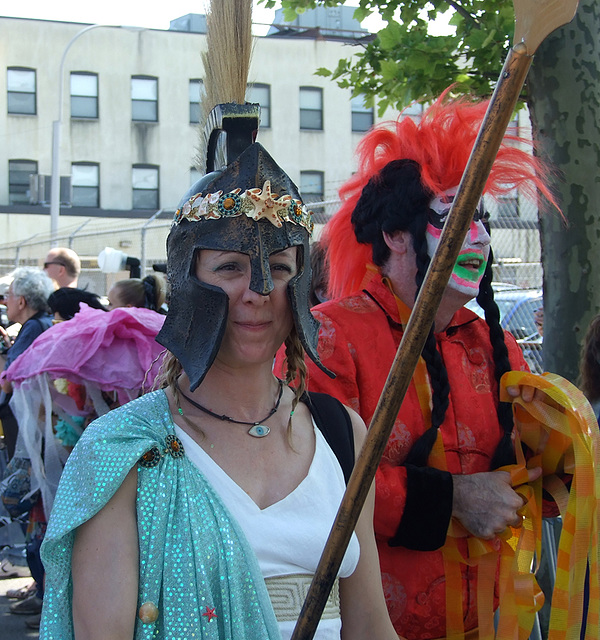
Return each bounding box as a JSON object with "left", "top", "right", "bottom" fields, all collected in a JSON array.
[{"left": 202, "top": 606, "right": 218, "bottom": 622}]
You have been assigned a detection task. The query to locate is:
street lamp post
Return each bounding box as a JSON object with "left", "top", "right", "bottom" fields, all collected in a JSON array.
[{"left": 50, "top": 24, "right": 115, "bottom": 245}]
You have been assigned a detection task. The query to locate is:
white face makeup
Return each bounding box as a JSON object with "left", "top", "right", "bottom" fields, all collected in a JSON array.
[{"left": 426, "top": 187, "right": 491, "bottom": 299}]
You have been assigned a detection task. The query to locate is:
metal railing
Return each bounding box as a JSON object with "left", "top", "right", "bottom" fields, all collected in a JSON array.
[{"left": 0, "top": 198, "right": 543, "bottom": 295}]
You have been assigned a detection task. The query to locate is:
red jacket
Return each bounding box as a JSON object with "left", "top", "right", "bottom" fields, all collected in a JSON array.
[{"left": 277, "top": 275, "right": 528, "bottom": 639}]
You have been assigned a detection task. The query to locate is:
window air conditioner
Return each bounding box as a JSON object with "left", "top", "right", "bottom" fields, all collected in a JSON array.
[{"left": 28, "top": 175, "right": 72, "bottom": 206}]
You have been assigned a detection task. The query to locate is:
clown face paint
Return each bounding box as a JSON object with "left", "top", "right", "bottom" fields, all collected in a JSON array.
[{"left": 426, "top": 188, "right": 491, "bottom": 299}]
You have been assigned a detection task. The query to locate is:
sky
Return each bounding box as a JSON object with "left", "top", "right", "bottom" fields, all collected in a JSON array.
[
  {"left": 0, "top": 0, "right": 385, "bottom": 35},
  {"left": 1, "top": 0, "right": 276, "bottom": 32}
]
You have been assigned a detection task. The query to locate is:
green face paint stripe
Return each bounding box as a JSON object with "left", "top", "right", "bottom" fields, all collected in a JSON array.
[
  {"left": 453, "top": 259, "right": 487, "bottom": 283},
  {"left": 455, "top": 251, "right": 483, "bottom": 263}
]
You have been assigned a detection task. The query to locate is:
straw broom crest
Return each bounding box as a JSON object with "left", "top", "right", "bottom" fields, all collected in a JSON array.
[{"left": 196, "top": 0, "right": 254, "bottom": 173}]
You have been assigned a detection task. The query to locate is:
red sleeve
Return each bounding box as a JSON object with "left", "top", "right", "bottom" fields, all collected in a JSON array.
[{"left": 299, "top": 308, "right": 453, "bottom": 549}]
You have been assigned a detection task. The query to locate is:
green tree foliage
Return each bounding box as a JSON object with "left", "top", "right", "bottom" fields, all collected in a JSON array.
[
  {"left": 262, "top": 0, "right": 518, "bottom": 112},
  {"left": 262, "top": 0, "right": 600, "bottom": 384}
]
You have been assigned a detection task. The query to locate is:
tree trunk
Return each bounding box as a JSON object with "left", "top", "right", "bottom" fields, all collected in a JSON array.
[{"left": 527, "top": 0, "right": 600, "bottom": 384}]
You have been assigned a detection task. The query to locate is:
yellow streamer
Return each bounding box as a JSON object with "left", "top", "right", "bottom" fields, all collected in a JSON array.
[
  {"left": 501, "top": 371, "right": 600, "bottom": 640},
  {"left": 440, "top": 371, "right": 600, "bottom": 639}
]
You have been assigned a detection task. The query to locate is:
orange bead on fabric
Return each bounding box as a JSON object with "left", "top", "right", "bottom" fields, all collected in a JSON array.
[{"left": 138, "top": 601, "right": 159, "bottom": 624}]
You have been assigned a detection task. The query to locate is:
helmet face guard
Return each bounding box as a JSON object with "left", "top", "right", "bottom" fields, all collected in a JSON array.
[{"left": 156, "top": 136, "right": 332, "bottom": 390}]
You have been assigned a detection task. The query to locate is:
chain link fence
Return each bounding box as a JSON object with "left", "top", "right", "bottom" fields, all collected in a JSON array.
[
  {"left": 0, "top": 198, "right": 544, "bottom": 373},
  {"left": 0, "top": 198, "right": 542, "bottom": 293},
  {"left": 0, "top": 213, "right": 173, "bottom": 296}
]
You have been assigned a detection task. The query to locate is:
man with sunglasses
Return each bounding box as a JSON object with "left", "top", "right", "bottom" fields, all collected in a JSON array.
[
  {"left": 43, "top": 247, "right": 80, "bottom": 289},
  {"left": 293, "top": 96, "right": 559, "bottom": 639}
]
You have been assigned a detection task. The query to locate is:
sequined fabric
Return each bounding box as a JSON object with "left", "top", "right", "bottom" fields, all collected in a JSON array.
[{"left": 40, "top": 390, "right": 281, "bottom": 639}]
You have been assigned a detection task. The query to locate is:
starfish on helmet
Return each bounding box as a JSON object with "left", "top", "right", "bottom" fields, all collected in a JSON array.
[{"left": 246, "top": 180, "right": 292, "bottom": 227}]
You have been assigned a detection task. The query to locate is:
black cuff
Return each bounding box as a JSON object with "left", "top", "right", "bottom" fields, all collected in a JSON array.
[{"left": 388, "top": 465, "right": 453, "bottom": 551}]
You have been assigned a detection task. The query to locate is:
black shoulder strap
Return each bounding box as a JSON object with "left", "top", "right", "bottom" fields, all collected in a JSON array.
[{"left": 302, "top": 391, "right": 355, "bottom": 484}]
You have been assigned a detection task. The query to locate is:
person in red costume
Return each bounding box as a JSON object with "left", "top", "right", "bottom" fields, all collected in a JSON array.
[{"left": 276, "top": 95, "right": 559, "bottom": 639}]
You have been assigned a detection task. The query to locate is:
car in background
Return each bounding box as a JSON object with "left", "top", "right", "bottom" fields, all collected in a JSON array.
[{"left": 466, "top": 287, "right": 543, "bottom": 372}]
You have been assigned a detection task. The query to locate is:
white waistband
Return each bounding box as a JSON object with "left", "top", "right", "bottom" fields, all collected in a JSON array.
[{"left": 265, "top": 573, "right": 340, "bottom": 623}]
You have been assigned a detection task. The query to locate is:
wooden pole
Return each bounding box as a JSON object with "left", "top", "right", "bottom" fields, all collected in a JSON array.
[{"left": 291, "top": 0, "right": 579, "bottom": 636}]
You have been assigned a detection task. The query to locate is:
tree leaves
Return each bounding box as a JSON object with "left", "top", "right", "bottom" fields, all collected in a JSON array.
[{"left": 265, "top": 0, "right": 519, "bottom": 109}]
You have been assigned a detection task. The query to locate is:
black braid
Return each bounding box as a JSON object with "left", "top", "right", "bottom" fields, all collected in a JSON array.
[
  {"left": 403, "top": 231, "right": 451, "bottom": 467},
  {"left": 475, "top": 249, "right": 516, "bottom": 468},
  {"left": 351, "top": 159, "right": 458, "bottom": 467}
]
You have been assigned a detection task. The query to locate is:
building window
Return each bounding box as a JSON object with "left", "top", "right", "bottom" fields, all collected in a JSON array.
[
  {"left": 71, "top": 72, "right": 98, "bottom": 119},
  {"left": 247, "top": 83, "right": 271, "bottom": 128},
  {"left": 189, "top": 79, "right": 204, "bottom": 124},
  {"left": 72, "top": 162, "right": 99, "bottom": 207},
  {"left": 7, "top": 68, "right": 36, "bottom": 115},
  {"left": 299, "top": 87, "right": 323, "bottom": 130},
  {"left": 351, "top": 95, "right": 374, "bottom": 132},
  {"left": 132, "top": 76, "right": 158, "bottom": 122},
  {"left": 497, "top": 185, "right": 519, "bottom": 218},
  {"left": 8, "top": 159, "right": 37, "bottom": 204},
  {"left": 132, "top": 165, "right": 159, "bottom": 209},
  {"left": 301, "top": 170, "right": 324, "bottom": 204}
]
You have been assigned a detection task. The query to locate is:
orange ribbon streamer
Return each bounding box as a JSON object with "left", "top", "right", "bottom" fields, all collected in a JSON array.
[
  {"left": 501, "top": 371, "right": 600, "bottom": 640},
  {"left": 441, "top": 371, "right": 599, "bottom": 639},
  {"left": 383, "top": 274, "right": 433, "bottom": 429},
  {"left": 376, "top": 270, "right": 599, "bottom": 639}
]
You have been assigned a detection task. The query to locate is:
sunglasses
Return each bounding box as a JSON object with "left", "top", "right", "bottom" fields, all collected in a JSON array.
[{"left": 44, "top": 261, "right": 66, "bottom": 269}]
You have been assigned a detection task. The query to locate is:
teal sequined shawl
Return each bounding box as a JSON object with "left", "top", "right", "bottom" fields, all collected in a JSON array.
[{"left": 40, "top": 390, "right": 281, "bottom": 640}]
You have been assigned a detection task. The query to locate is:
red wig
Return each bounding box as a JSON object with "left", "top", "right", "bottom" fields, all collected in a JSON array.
[{"left": 324, "top": 92, "right": 557, "bottom": 299}]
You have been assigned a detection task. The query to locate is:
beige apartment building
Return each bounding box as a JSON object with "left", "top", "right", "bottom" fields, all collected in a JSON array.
[
  {"left": 0, "top": 12, "right": 541, "bottom": 294},
  {"left": 0, "top": 12, "right": 399, "bottom": 247}
]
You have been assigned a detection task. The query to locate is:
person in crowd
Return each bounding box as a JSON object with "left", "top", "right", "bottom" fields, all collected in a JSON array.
[
  {"left": 309, "top": 240, "right": 330, "bottom": 308},
  {"left": 45, "top": 287, "right": 109, "bottom": 451},
  {"left": 107, "top": 273, "right": 167, "bottom": 313},
  {"left": 579, "top": 313, "right": 600, "bottom": 421},
  {"left": 287, "top": 95, "right": 561, "bottom": 639},
  {"left": 1, "top": 267, "right": 54, "bottom": 395},
  {"left": 576, "top": 313, "right": 600, "bottom": 640},
  {"left": 48, "top": 287, "right": 107, "bottom": 322},
  {"left": 3, "top": 290, "right": 158, "bottom": 632},
  {"left": 38, "top": 5, "right": 398, "bottom": 634},
  {"left": 0, "top": 267, "right": 53, "bottom": 627},
  {"left": 43, "top": 247, "right": 81, "bottom": 289}
]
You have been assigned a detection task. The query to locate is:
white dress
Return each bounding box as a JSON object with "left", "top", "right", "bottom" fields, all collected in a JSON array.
[{"left": 176, "top": 420, "right": 361, "bottom": 640}]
